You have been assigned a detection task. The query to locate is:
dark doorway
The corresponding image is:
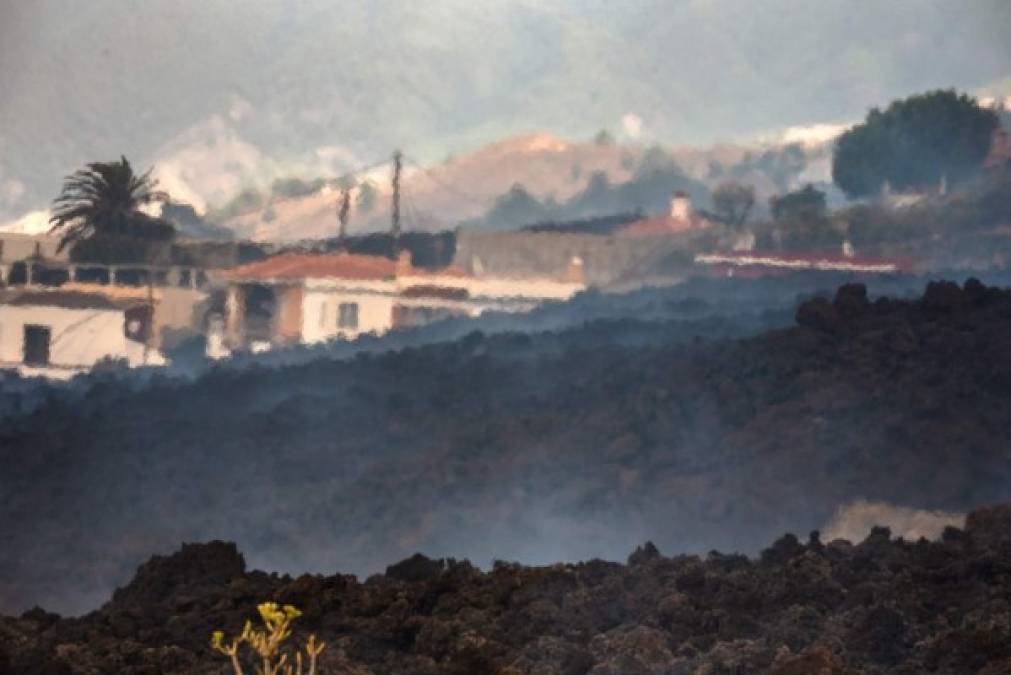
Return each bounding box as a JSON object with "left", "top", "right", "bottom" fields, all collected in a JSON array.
[
  {"left": 23, "top": 325, "right": 52, "bottom": 366},
  {"left": 243, "top": 284, "right": 277, "bottom": 342}
]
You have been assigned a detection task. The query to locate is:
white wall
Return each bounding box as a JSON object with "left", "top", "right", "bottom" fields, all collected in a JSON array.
[
  {"left": 301, "top": 290, "right": 395, "bottom": 343},
  {"left": 0, "top": 305, "right": 163, "bottom": 374},
  {"left": 294, "top": 273, "right": 584, "bottom": 345}
]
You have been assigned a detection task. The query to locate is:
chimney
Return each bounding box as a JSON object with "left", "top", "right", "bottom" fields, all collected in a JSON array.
[
  {"left": 670, "top": 191, "right": 691, "bottom": 220},
  {"left": 395, "top": 249, "right": 413, "bottom": 276},
  {"left": 566, "top": 255, "right": 586, "bottom": 285}
]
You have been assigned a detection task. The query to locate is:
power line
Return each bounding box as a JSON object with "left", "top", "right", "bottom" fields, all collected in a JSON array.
[
  {"left": 402, "top": 154, "right": 491, "bottom": 209},
  {"left": 330, "top": 156, "right": 394, "bottom": 190}
]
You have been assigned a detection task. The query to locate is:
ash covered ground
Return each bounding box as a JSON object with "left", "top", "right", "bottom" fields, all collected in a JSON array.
[{"left": 1, "top": 275, "right": 1011, "bottom": 659}]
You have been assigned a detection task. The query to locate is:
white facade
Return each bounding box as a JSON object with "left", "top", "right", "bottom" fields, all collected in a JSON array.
[
  {"left": 296, "top": 275, "right": 584, "bottom": 344},
  {"left": 0, "top": 302, "right": 164, "bottom": 379},
  {"left": 669, "top": 193, "right": 692, "bottom": 220},
  {"left": 301, "top": 286, "right": 399, "bottom": 343}
]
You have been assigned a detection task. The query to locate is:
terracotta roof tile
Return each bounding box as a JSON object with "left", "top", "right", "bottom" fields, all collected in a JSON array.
[{"left": 227, "top": 253, "right": 399, "bottom": 281}]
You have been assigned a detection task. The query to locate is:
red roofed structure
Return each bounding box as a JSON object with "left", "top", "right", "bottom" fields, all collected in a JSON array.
[
  {"left": 618, "top": 191, "right": 715, "bottom": 236},
  {"left": 223, "top": 250, "right": 585, "bottom": 351},
  {"left": 227, "top": 252, "right": 401, "bottom": 282}
]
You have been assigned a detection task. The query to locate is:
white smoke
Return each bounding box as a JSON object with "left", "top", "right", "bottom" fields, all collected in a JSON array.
[
  {"left": 150, "top": 114, "right": 269, "bottom": 214},
  {"left": 621, "top": 113, "right": 644, "bottom": 140},
  {"left": 780, "top": 123, "right": 848, "bottom": 147},
  {"left": 0, "top": 209, "right": 52, "bottom": 235},
  {"left": 821, "top": 500, "right": 964, "bottom": 543}
]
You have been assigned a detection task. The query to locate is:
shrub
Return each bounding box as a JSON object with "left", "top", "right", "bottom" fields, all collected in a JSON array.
[{"left": 211, "top": 602, "right": 325, "bottom": 675}]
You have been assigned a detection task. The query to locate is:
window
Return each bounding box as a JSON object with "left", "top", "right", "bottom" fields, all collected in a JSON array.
[
  {"left": 23, "top": 325, "right": 51, "bottom": 366},
  {"left": 319, "top": 301, "right": 327, "bottom": 329},
  {"left": 338, "top": 302, "right": 359, "bottom": 329}
]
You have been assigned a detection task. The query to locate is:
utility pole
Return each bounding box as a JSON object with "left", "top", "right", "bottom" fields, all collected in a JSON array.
[
  {"left": 391, "top": 150, "right": 402, "bottom": 241},
  {"left": 337, "top": 187, "right": 351, "bottom": 244}
]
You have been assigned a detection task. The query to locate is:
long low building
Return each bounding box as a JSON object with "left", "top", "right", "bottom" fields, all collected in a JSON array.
[
  {"left": 223, "top": 250, "right": 586, "bottom": 351},
  {"left": 0, "top": 289, "right": 166, "bottom": 379}
]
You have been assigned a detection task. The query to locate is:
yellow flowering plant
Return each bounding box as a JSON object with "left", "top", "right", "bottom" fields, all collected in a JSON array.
[{"left": 211, "top": 602, "right": 326, "bottom": 675}]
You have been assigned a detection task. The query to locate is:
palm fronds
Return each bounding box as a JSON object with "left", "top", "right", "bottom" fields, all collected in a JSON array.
[{"left": 49, "top": 156, "right": 173, "bottom": 252}]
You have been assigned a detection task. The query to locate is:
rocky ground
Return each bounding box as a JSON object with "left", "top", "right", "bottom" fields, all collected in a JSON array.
[{"left": 2, "top": 502, "right": 1011, "bottom": 674}]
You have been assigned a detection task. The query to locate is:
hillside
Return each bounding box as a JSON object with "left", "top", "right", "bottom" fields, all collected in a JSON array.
[
  {"left": 2, "top": 277, "right": 1011, "bottom": 620},
  {"left": 216, "top": 132, "right": 834, "bottom": 241},
  {"left": 5, "top": 2, "right": 1005, "bottom": 224},
  {"left": 2, "top": 504, "right": 1011, "bottom": 673}
]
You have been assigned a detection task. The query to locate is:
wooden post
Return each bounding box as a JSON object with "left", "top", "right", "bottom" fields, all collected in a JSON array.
[{"left": 144, "top": 266, "right": 154, "bottom": 365}]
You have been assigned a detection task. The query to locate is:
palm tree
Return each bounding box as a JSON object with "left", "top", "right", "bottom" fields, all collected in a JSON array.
[{"left": 49, "top": 156, "right": 174, "bottom": 256}]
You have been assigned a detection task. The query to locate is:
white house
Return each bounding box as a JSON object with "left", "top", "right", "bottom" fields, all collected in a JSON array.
[
  {"left": 223, "top": 251, "right": 585, "bottom": 350},
  {"left": 0, "top": 289, "right": 165, "bottom": 379}
]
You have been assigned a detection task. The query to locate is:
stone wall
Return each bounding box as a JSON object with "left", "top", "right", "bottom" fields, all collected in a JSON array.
[{"left": 452, "top": 230, "right": 700, "bottom": 287}]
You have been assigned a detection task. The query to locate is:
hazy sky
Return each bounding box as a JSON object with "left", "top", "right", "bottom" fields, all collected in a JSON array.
[{"left": 1, "top": 0, "right": 1008, "bottom": 218}]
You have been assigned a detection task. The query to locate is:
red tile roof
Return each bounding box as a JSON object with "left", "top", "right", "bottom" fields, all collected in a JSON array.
[{"left": 228, "top": 253, "right": 398, "bottom": 281}]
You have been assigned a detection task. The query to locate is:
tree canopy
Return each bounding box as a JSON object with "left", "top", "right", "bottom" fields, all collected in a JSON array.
[
  {"left": 483, "top": 183, "right": 554, "bottom": 229},
  {"left": 768, "top": 184, "right": 840, "bottom": 251},
  {"left": 49, "top": 156, "right": 175, "bottom": 262},
  {"left": 832, "top": 90, "right": 999, "bottom": 199},
  {"left": 711, "top": 181, "right": 755, "bottom": 229},
  {"left": 770, "top": 184, "right": 827, "bottom": 223}
]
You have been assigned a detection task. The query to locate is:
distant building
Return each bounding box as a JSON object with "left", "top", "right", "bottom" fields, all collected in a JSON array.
[
  {"left": 619, "top": 192, "right": 715, "bottom": 236},
  {"left": 0, "top": 233, "right": 68, "bottom": 284},
  {"left": 0, "top": 289, "right": 165, "bottom": 379},
  {"left": 223, "top": 251, "right": 585, "bottom": 351}
]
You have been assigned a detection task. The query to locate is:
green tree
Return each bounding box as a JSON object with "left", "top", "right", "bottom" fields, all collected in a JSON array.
[
  {"left": 484, "top": 183, "right": 552, "bottom": 229},
  {"left": 770, "top": 184, "right": 827, "bottom": 222},
  {"left": 833, "top": 89, "right": 999, "bottom": 199},
  {"left": 711, "top": 181, "right": 755, "bottom": 228},
  {"left": 49, "top": 156, "right": 175, "bottom": 262},
  {"left": 769, "top": 184, "right": 839, "bottom": 251}
]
